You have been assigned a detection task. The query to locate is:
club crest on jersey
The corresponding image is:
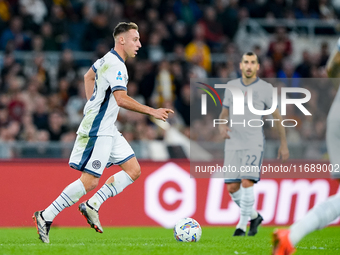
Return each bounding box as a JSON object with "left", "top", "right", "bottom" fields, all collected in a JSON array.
[
  {"left": 116, "top": 71, "right": 123, "bottom": 81},
  {"left": 92, "top": 160, "right": 101, "bottom": 169}
]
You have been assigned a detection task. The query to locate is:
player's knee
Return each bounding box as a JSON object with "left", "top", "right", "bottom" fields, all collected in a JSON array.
[
  {"left": 84, "top": 178, "right": 99, "bottom": 192},
  {"left": 241, "top": 179, "right": 254, "bottom": 188},
  {"left": 80, "top": 173, "right": 100, "bottom": 192},
  {"left": 227, "top": 183, "right": 240, "bottom": 193},
  {"left": 88, "top": 178, "right": 100, "bottom": 191}
]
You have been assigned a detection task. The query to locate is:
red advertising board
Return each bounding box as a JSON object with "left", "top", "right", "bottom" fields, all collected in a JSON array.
[{"left": 0, "top": 160, "right": 339, "bottom": 227}]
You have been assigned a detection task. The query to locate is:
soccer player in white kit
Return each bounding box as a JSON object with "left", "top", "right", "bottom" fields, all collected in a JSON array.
[
  {"left": 272, "top": 39, "right": 340, "bottom": 255},
  {"left": 33, "top": 22, "right": 174, "bottom": 243},
  {"left": 219, "top": 52, "right": 289, "bottom": 236}
]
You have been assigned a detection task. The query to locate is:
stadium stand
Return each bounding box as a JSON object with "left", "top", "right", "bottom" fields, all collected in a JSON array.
[{"left": 0, "top": 0, "right": 339, "bottom": 159}]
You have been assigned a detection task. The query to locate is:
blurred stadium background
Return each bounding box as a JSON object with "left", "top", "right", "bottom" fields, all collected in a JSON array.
[{"left": 1, "top": 0, "right": 340, "bottom": 228}]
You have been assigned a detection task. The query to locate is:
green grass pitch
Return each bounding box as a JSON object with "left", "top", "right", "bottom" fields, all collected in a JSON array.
[{"left": 0, "top": 227, "right": 339, "bottom": 255}]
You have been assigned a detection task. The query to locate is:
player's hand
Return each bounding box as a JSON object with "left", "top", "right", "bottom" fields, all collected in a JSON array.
[
  {"left": 277, "top": 144, "right": 289, "bottom": 163},
  {"left": 219, "top": 125, "right": 231, "bottom": 139},
  {"left": 152, "top": 108, "right": 174, "bottom": 122}
]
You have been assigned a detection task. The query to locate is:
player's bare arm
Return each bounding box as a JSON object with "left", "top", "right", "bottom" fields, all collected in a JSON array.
[
  {"left": 113, "top": 90, "right": 174, "bottom": 121},
  {"left": 271, "top": 108, "right": 289, "bottom": 162},
  {"left": 84, "top": 68, "right": 96, "bottom": 100},
  {"left": 218, "top": 107, "right": 231, "bottom": 139}
]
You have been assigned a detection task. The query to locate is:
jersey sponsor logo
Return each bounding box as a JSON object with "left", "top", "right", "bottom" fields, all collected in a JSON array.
[
  {"left": 92, "top": 160, "right": 101, "bottom": 169},
  {"left": 116, "top": 71, "right": 123, "bottom": 81}
]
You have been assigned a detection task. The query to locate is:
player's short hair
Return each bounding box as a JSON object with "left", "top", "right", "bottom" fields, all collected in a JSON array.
[
  {"left": 241, "top": 52, "right": 259, "bottom": 63},
  {"left": 113, "top": 22, "right": 138, "bottom": 39}
]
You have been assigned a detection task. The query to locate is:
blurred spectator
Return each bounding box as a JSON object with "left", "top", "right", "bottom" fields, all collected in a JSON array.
[
  {"left": 0, "top": 0, "right": 11, "bottom": 25},
  {"left": 57, "top": 78, "right": 71, "bottom": 105},
  {"left": 24, "top": 53, "right": 50, "bottom": 94},
  {"left": 40, "top": 22, "right": 59, "bottom": 51},
  {"left": 32, "top": 96, "right": 49, "bottom": 130},
  {"left": 0, "top": 0, "right": 337, "bottom": 150},
  {"left": 198, "top": 6, "right": 224, "bottom": 51},
  {"left": 20, "top": 129, "right": 63, "bottom": 158},
  {"left": 265, "top": 0, "right": 288, "bottom": 19},
  {"left": 83, "top": 0, "right": 115, "bottom": 21},
  {"left": 317, "top": 0, "right": 336, "bottom": 20},
  {"left": 0, "top": 16, "right": 30, "bottom": 50},
  {"left": 48, "top": 4, "right": 68, "bottom": 48},
  {"left": 152, "top": 60, "right": 175, "bottom": 107},
  {"left": 7, "top": 77, "right": 25, "bottom": 122},
  {"left": 277, "top": 58, "right": 301, "bottom": 88},
  {"left": 18, "top": 0, "right": 39, "bottom": 34},
  {"left": 65, "top": 79, "right": 86, "bottom": 129},
  {"left": 108, "top": 2, "right": 125, "bottom": 30},
  {"left": 0, "top": 104, "right": 9, "bottom": 128},
  {"left": 172, "top": 21, "right": 191, "bottom": 46},
  {"left": 173, "top": 0, "right": 202, "bottom": 26},
  {"left": 64, "top": 8, "right": 86, "bottom": 51},
  {"left": 1, "top": 120, "right": 21, "bottom": 141},
  {"left": 125, "top": 0, "right": 147, "bottom": 22},
  {"left": 185, "top": 23, "right": 211, "bottom": 73},
  {"left": 319, "top": 41, "right": 330, "bottom": 67},
  {"left": 1, "top": 53, "right": 25, "bottom": 92},
  {"left": 20, "top": 112, "right": 36, "bottom": 141},
  {"left": 295, "top": 50, "right": 312, "bottom": 77},
  {"left": 267, "top": 26, "right": 292, "bottom": 72},
  {"left": 260, "top": 57, "right": 276, "bottom": 78},
  {"left": 252, "top": 44, "right": 265, "bottom": 62},
  {"left": 31, "top": 34, "right": 43, "bottom": 52},
  {"left": 224, "top": 42, "right": 240, "bottom": 68},
  {"left": 46, "top": 110, "right": 69, "bottom": 141},
  {"left": 174, "top": 84, "right": 190, "bottom": 127},
  {"left": 137, "top": 60, "right": 156, "bottom": 106},
  {"left": 171, "top": 60, "right": 187, "bottom": 98},
  {"left": 19, "top": 0, "right": 47, "bottom": 25},
  {"left": 82, "top": 13, "right": 111, "bottom": 51},
  {"left": 20, "top": 76, "right": 44, "bottom": 114},
  {"left": 48, "top": 92, "right": 64, "bottom": 112},
  {"left": 216, "top": 0, "right": 239, "bottom": 41},
  {"left": 127, "top": 80, "right": 145, "bottom": 105},
  {"left": 57, "top": 49, "right": 79, "bottom": 80},
  {"left": 294, "top": 0, "right": 319, "bottom": 19},
  {"left": 154, "top": 22, "right": 173, "bottom": 53},
  {"left": 239, "top": 0, "right": 263, "bottom": 18},
  {"left": 147, "top": 32, "right": 165, "bottom": 62}
]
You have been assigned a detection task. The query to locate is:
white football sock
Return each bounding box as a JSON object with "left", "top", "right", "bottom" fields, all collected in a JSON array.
[
  {"left": 42, "top": 179, "right": 86, "bottom": 222},
  {"left": 236, "top": 186, "right": 255, "bottom": 231},
  {"left": 88, "top": 171, "right": 133, "bottom": 211},
  {"left": 289, "top": 194, "right": 340, "bottom": 246},
  {"left": 230, "top": 188, "right": 258, "bottom": 220}
]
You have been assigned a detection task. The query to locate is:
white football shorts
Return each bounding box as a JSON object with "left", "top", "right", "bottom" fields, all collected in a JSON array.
[
  {"left": 69, "top": 132, "right": 135, "bottom": 177},
  {"left": 223, "top": 149, "right": 263, "bottom": 183}
]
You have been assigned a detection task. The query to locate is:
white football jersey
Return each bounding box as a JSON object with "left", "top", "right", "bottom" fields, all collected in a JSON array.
[
  {"left": 77, "top": 49, "right": 128, "bottom": 137},
  {"left": 222, "top": 77, "right": 275, "bottom": 150}
]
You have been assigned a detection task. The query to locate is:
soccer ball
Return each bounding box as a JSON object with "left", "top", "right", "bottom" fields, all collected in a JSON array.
[{"left": 173, "top": 218, "right": 202, "bottom": 242}]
